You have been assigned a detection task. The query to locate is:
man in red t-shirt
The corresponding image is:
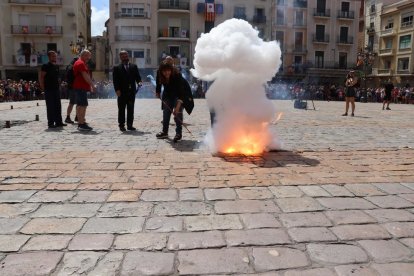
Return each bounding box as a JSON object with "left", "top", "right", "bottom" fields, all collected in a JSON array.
[{"left": 73, "top": 50, "right": 95, "bottom": 131}]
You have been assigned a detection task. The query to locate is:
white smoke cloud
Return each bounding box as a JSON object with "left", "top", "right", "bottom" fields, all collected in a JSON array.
[{"left": 191, "top": 19, "right": 282, "bottom": 154}]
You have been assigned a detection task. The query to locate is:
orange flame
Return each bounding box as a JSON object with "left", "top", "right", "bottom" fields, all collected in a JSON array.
[{"left": 224, "top": 135, "right": 265, "bottom": 155}]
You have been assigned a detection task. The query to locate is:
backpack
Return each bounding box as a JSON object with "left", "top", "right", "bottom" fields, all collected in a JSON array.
[
  {"left": 65, "top": 58, "right": 78, "bottom": 89},
  {"left": 181, "top": 76, "right": 194, "bottom": 115}
]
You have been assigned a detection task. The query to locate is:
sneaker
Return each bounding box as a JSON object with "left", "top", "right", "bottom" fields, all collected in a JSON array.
[
  {"left": 74, "top": 115, "right": 78, "bottom": 122},
  {"left": 78, "top": 123, "right": 93, "bottom": 131},
  {"left": 127, "top": 126, "right": 136, "bottom": 131},
  {"left": 156, "top": 131, "right": 168, "bottom": 139},
  {"left": 173, "top": 134, "right": 182, "bottom": 142},
  {"left": 119, "top": 126, "right": 126, "bottom": 131},
  {"left": 65, "top": 117, "right": 74, "bottom": 124},
  {"left": 341, "top": 113, "right": 348, "bottom": 116},
  {"left": 386, "top": 107, "right": 391, "bottom": 110}
]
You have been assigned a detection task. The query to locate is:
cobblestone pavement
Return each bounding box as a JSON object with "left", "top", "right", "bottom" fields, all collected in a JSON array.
[{"left": 0, "top": 99, "right": 413, "bottom": 275}]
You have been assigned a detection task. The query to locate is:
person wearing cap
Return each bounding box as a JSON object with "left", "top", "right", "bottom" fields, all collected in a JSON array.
[{"left": 342, "top": 70, "right": 357, "bottom": 116}]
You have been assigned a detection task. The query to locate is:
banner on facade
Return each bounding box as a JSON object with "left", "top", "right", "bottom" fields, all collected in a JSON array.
[
  {"left": 30, "top": 54, "right": 38, "bottom": 67},
  {"left": 205, "top": 1, "right": 215, "bottom": 22},
  {"left": 16, "top": 55, "right": 26, "bottom": 66}
]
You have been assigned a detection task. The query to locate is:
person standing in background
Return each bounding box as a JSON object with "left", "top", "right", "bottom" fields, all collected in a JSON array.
[{"left": 383, "top": 78, "right": 394, "bottom": 110}]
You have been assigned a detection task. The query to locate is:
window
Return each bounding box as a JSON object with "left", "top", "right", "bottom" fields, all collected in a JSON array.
[
  {"left": 121, "top": 3, "right": 145, "bottom": 16},
  {"left": 315, "top": 51, "right": 324, "bottom": 68},
  {"left": 316, "top": 0, "right": 326, "bottom": 13},
  {"left": 294, "top": 56, "right": 302, "bottom": 73},
  {"left": 401, "top": 14, "right": 413, "bottom": 28},
  {"left": 340, "top": 26, "right": 348, "bottom": 43},
  {"left": 398, "top": 58, "right": 409, "bottom": 70},
  {"left": 234, "top": 6, "right": 246, "bottom": 19},
  {"left": 385, "top": 21, "right": 394, "bottom": 30},
  {"left": 276, "top": 31, "right": 284, "bottom": 50},
  {"left": 368, "top": 35, "right": 374, "bottom": 51},
  {"left": 339, "top": 52, "right": 347, "bottom": 69},
  {"left": 385, "top": 38, "right": 393, "bottom": 49},
  {"left": 295, "top": 32, "right": 303, "bottom": 50},
  {"left": 295, "top": 11, "right": 304, "bottom": 25},
  {"left": 341, "top": 2, "right": 350, "bottom": 12},
  {"left": 399, "top": 35, "right": 411, "bottom": 49},
  {"left": 277, "top": 9, "right": 285, "bottom": 25},
  {"left": 124, "top": 50, "right": 144, "bottom": 59},
  {"left": 316, "top": 25, "right": 325, "bottom": 41},
  {"left": 370, "top": 4, "right": 375, "bottom": 13},
  {"left": 294, "top": 0, "right": 307, "bottom": 8}
]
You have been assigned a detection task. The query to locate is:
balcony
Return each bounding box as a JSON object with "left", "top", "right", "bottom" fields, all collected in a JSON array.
[
  {"left": 401, "top": 21, "right": 413, "bottom": 29},
  {"left": 337, "top": 36, "right": 354, "bottom": 45},
  {"left": 158, "top": 0, "right": 190, "bottom": 11},
  {"left": 292, "top": 47, "right": 307, "bottom": 54},
  {"left": 305, "top": 60, "right": 353, "bottom": 70},
  {"left": 158, "top": 28, "right": 189, "bottom": 40},
  {"left": 114, "top": 11, "right": 148, "bottom": 19},
  {"left": 337, "top": 10, "right": 355, "bottom": 19},
  {"left": 252, "top": 15, "right": 266, "bottom": 24},
  {"left": 378, "top": 69, "right": 392, "bottom": 75},
  {"left": 366, "top": 27, "right": 375, "bottom": 34},
  {"left": 312, "top": 34, "right": 329, "bottom": 43},
  {"left": 380, "top": 28, "right": 395, "bottom": 37},
  {"left": 9, "top": 0, "right": 61, "bottom": 5},
  {"left": 115, "top": 35, "right": 150, "bottom": 42},
  {"left": 379, "top": 48, "right": 394, "bottom": 56},
  {"left": 276, "top": 19, "right": 286, "bottom": 26},
  {"left": 11, "top": 25, "right": 63, "bottom": 35},
  {"left": 233, "top": 14, "right": 247, "bottom": 20},
  {"left": 313, "top": 9, "right": 330, "bottom": 18},
  {"left": 397, "top": 69, "right": 410, "bottom": 75},
  {"left": 13, "top": 54, "right": 64, "bottom": 66},
  {"left": 293, "top": 21, "right": 306, "bottom": 28}
]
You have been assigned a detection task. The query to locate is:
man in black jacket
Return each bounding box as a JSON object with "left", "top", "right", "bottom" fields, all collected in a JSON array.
[{"left": 113, "top": 50, "right": 142, "bottom": 131}]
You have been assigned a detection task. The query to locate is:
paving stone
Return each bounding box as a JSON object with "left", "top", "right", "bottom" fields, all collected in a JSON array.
[
  {"left": 68, "top": 234, "right": 114, "bottom": 251},
  {"left": 121, "top": 251, "right": 175, "bottom": 276},
  {"left": 81, "top": 217, "right": 145, "bottom": 234},
  {"left": 20, "top": 218, "right": 86, "bottom": 234},
  {"left": 325, "top": 210, "right": 376, "bottom": 225},
  {"left": 382, "top": 222, "right": 414, "bottom": 238},
  {"left": 0, "top": 234, "right": 30, "bottom": 251},
  {"left": 371, "top": 263, "right": 414, "bottom": 276},
  {"left": 401, "top": 183, "right": 414, "bottom": 191},
  {"left": 141, "top": 189, "right": 178, "bottom": 201},
  {"left": 358, "top": 240, "right": 412, "bottom": 262},
  {"left": 276, "top": 197, "right": 324, "bottom": 213},
  {"left": 253, "top": 247, "right": 309, "bottom": 272},
  {"left": 0, "top": 251, "right": 63, "bottom": 276},
  {"left": 316, "top": 197, "right": 376, "bottom": 210},
  {"left": 30, "top": 203, "right": 100, "bottom": 218},
  {"left": 331, "top": 224, "right": 391, "bottom": 240},
  {"left": 215, "top": 200, "right": 279, "bottom": 214},
  {"left": 97, "top": 202, "right": 153, "bottom": 217},
  {"left": 0, "top": 217, "right": 29, "bottom": 234},
  {"left": 22, "top": 235, "right": 72, "bottom": 251},
  {"left": 322, "top": 185, "right": 354, "bottom": 197},
  {"left": 284, "top": 268, "right": 336, "bottom": 276},
  {"left": 344, "top": 184, "right": 386, "bottom": 197},
  {"left": 225, "top": 229, "right": 291, "bottom": 246},
  {"left": 374, "top": 183, "right": 414, "bottom": 194},
  {"left": 0, "top": 203, "right": 39, "bottom": 217},
  {"left": 307, "top": 243, "right": 368, "bottom": 265},
  {"left": 269, "top": 186, "right": 304, "bottom": 198},
  {"left": 364, "top": 209, "right": 414, "bottom": 223},
  {"left": 185, "top": 215, "right": 243, "bottom": 231},
  {"left": 399, "top": 238, "right": 414, "bottom": 249},
  {"left": 279, "top": 212, "right": 332, "bottom": 228},
  {"left": 299, "top": 186, "right": 331, "bottom": 197},
  {"left": 27, "top": 191, "right": 75, "bottom": 203},
  {"left": 178, "top": 248, "right": 251, "bottom": 274},
  {"left": 56, "top": 251, "right": 104, "bottom": 276},
  {"left": 236, "top": 187, "right": 273, "bottom": 199},
  {"left": 288, "top": 227, "right": 337, "bottom": 242},
  {"left": 240, "top": 213, "right": 281, "bottom": 229},
  {"left": 365, "top": 195, "right": 413, "bottom": 208},
  {"left": 71, "top": 191, "right": 110, "bottom": 202},
  {"left": 107, "top": 190, "right": 141, "bottom": 202},
  {"left": 154, "top": 202, "right": 212, "bottom": 216},
  {"left": 114, "top": 233, "right": 167, "bottom": 250},
  {"left": 47, "top": 177, "right": 81, "bottom": 183},
  {"left": 400, "top": 193, "right": 414, "bottom": 203},
  {"left": 88, "top": 251, "right": 124, "bottom": 276},
  {"left": 334, "top": 264, "right": 380, "bottom": 276},
  {"left": 179, "top": 188, "right": 204, "bottom": 201},
  {"left": 145, "top": 216, "right": 183, "bottom": 232},
  {"left": 205, "top": 188, "right": 237, "bottom": 200},
  {"left": 0, "top": 191, "right": 36, "bottom": 203},
  {"left": 167, "top": 231, "right": 226, "bottom": 250}
]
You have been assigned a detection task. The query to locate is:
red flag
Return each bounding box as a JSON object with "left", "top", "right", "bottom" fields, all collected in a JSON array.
[{"left": 205, "top": 3, "right": 215, "bottom": 22}]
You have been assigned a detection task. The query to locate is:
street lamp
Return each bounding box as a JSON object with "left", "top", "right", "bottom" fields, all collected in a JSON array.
[
  {"left": 356, "top": 47, "right": 376, "bottom": 91},
  {"left": 70, "top": 33, "right": 85, "bottom": 55}
]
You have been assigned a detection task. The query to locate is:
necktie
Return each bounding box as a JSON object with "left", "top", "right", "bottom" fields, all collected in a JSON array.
[{"left": 124, "top": 64, "right": 129, "bottom": 71}]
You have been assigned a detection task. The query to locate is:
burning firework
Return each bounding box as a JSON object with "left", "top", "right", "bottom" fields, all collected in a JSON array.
[{"left": 191, "top": 19, "right": 282, "bottom": 155}]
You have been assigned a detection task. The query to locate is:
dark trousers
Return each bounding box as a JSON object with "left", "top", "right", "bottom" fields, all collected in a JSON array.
[
  {"left": 117, "top": 95, "right": 135, "bottom": 127},
  {"left": 44, "top": 89, "right": 62, "bottom": 126},
  {"left": 162, "top": 98, "right": 183, "bottom": 135}
]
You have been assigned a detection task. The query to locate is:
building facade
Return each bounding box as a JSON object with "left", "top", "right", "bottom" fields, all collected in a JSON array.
[{"left": 0, "top": 0, "right": 91, "bottom": 80}]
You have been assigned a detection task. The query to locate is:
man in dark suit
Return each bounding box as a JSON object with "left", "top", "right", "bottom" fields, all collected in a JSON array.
[{"left": 113, "top": 50, "right": 142, "bottom": 131}]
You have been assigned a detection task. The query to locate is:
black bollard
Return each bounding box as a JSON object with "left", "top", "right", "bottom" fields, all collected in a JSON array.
[
  {"left": 10, "top": 105, "right": 13, "bottom": 109},
  {"left": 5, "top": 121, "right": 10, "bottom": 128},
  {"left": 35, "top": 115, "right": 39, "bottom": 121},
  {"left": 36, "top": 102, "right": 39, "bottom": 106}
]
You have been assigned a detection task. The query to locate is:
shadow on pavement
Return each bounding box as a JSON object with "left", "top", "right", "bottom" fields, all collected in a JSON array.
[
  {"left": 215, "top": 150, "right": 320, "bottom": 168},
  {"left": 167, "top": 139, "right": 202, "bottom": 152},
  {"left": 71, "top": 130, "right": 100, "bottom": 135},
  {"left": 121, "top": 130, "right": 151, "bottom": 136}
]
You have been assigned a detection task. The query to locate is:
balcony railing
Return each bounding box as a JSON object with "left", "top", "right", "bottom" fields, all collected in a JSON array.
[
  {"left": 304, "top": 60, "right": 353, "bottom": 70},
  {"left": 293, "top": 21, "right": 306, "bottom": 27},
  {"left": 115, "top": 35, "right": 150, "bottom": 41},
  {"left": 158, "top": 29, "right": 189, "bottom": 38},
  {"left": 233, "top": 14, "right": 247, "bottom": 20},
  {"left": 312, "top": 34, "right": 329, "bottom": 43},
  {"left": 313, "top": 8, "right": 330, "bottom": 17},
  {"left": 337, "top": 10, "right": 355, "bottom": 19},
  {"left": 292, "top": 47, "right": 307, "bottom": 54},
  {"left": 337, "top": 36, "right": 354, "bottom": 44},
  {"left": 401, "top": 21, "right": 413, "bottom": 29},
  {"left": 366, "top": 27, "right": 375, "bottom": 34},
  {"left": 397, "top": 69, "right": 410, "bottom": 75},
  {"left": 11, "top": 25, "right": 63, "bottom": 35},
  {"left": 276, "top": 19, "right": 286, "bottom": 26},
  {"left": 158, "top": 0, "right": 189, "bottom": 11},
  {"left": 9, "top": 0, "right": 62, "bottom": 4},
  {"left": 13, "top": 54, "right": 64, "bottom": 66},
  {"left": 378, "top": 69, "right": 392, "bottom": 75},
  {"left": 380, "top": 28, "right": 395, "bottom": 36},
  {"left": 379, "top": 48, "right": 394, "bottom": 55},
  {"left": 252, "top": 15, "right": 266, "bottom": 24},
  {"left": 114, "top": 11, "right": 148, "bottom": 18}
]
